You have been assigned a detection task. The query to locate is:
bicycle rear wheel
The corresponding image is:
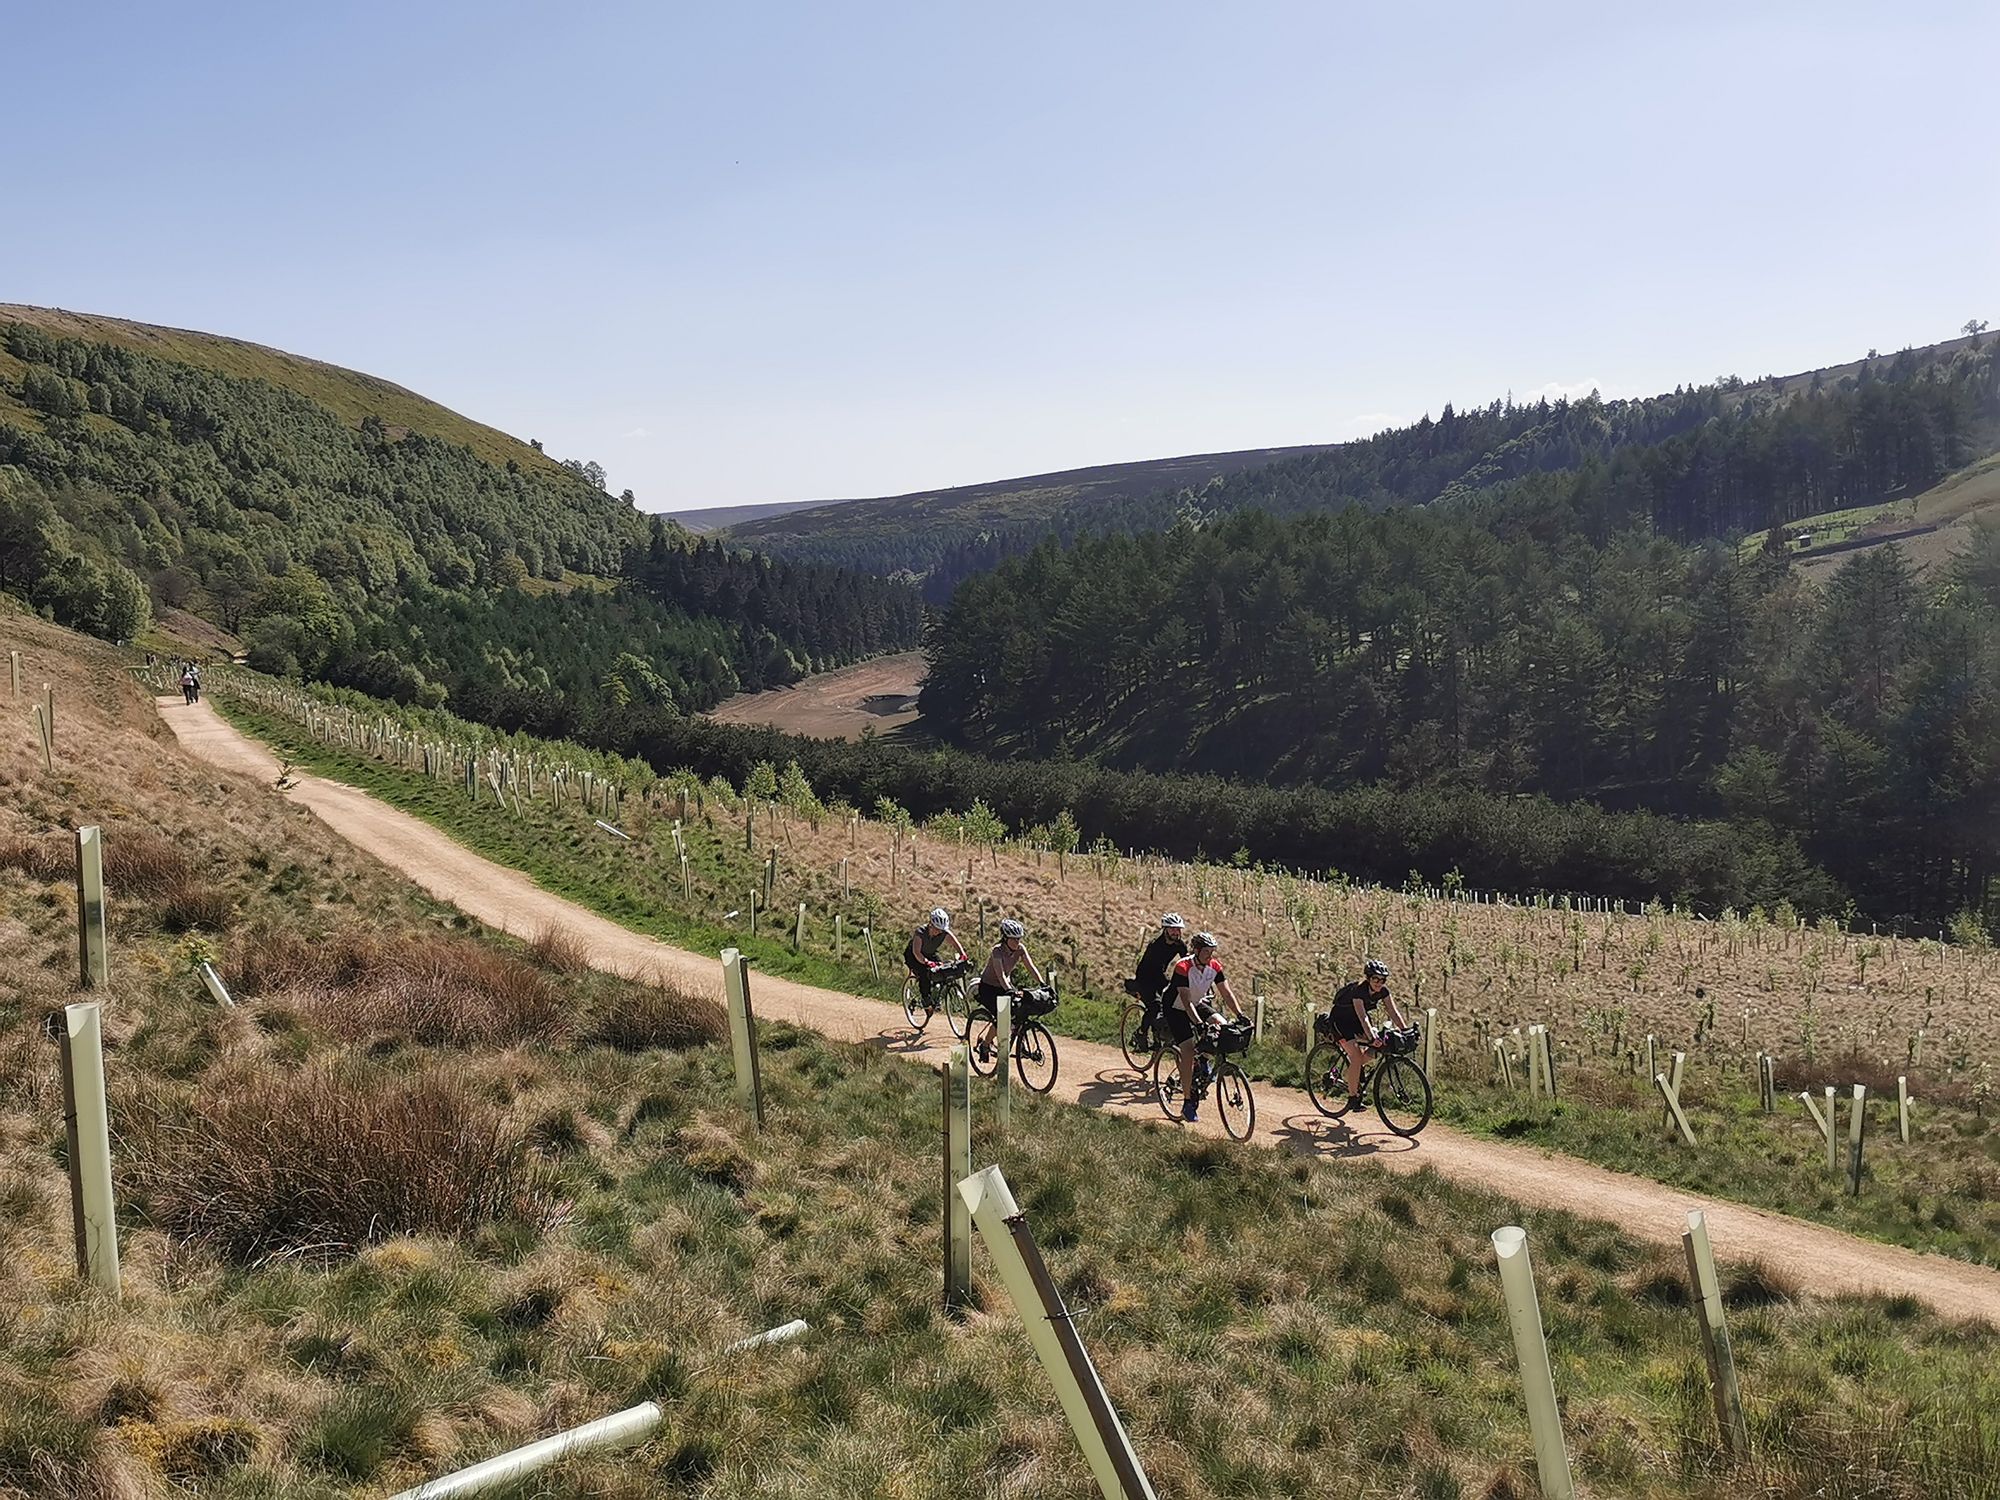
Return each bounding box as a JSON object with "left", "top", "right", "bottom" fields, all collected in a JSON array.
[
  {"left": 942, "top": 975, "right": 970, "bottom": 1039},
  {"left": 901, "top": 975, "right": 929, "bottom": 1031},
  {"left": 1015, "top": 1019, "right": 1059, "bottom": 1094},
  {"left": 1373, "top": 1054, "right": 1434, "bottom": 1137},
  {"left": 1304, "top": 1040, "right": 1351, "bottom": 1118},
  {"left": 1152, "top": 1046, "right": 1186, "bottom": 1121},
  {"left": 1119, "top": 999, "right": 1153, "bottom": 1071},
  {"left": 1213, "top": 1060, "right": 1255, "bottom": 1141}
]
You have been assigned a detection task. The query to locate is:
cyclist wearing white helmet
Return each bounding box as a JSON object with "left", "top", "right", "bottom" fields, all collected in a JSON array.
[
  {"left": 1126, "top": 913, "right": 1190, "bottom": 1053},
  {"left": 1166, "top": 932, "right": 1247, "bottom": 1122},
  {"left": 1330, "top": 959, "right": 1411, "bottom": 1110},
  {"left": 971, "top": 917, "right": 1044, "bottom": 1063},
  {"left": 904, "top": 907, "right": 969, "bottom": 1002}
]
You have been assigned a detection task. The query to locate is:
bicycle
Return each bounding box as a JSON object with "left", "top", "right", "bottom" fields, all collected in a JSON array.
[
  {"left": 1153, "top": 1018, "right": 1256, "bottom": 1141},
  {"left": 1304, "top": 1021, "right": 1432, "bottom": 1137},
  {"left": 902, "top": 959, "right": 973, "bottom": 1036},
  {"left": 968, "top": 979, "right": 1061, "bottom": 1094},
  {"left": 1118, "top": 981, "right": 1168, "bottom": 1072}
]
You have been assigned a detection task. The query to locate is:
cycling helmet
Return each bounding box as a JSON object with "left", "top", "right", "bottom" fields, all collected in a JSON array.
[
  {"left": 928, "top": 907, "right": 951, "bottom": 931},
  {"left": 998, "top": 918, "right": 1026, "bottom": 940},
  {"left": 1160, "top": 912, "right": 1186, "bottom": 930},
  {"left": 1191, "top": 931, "right": 1218, "bottom": 951},
  {"left": 1364, "top": 959, "right": 1389, "bottom": 979}
]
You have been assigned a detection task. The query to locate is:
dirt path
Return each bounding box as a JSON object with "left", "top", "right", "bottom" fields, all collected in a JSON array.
[{"left": 159, "top": 697, "right": 2000, "bottom": 1324}]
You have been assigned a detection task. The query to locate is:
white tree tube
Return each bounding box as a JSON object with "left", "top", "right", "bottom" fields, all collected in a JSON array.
[{"left": 1491, "top": 1226, "right": 1575, "bottom": 1500}]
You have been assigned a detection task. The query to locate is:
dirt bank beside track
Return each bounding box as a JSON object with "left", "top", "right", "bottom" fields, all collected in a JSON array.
[{"left": 159, "top": 695, "right": 2000, "bottom": 1325}]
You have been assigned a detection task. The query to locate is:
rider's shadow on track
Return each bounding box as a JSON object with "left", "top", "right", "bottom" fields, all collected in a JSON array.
[
  {"left": 1073, "top": 1067, "right": 1157, "bottom": 1110},
  {"left": 1268, "top": 1112, "right": 1419, "bottom": 1161},
  {"left": 868, "top": 1027, "right": 947, "bottom": 1058}
]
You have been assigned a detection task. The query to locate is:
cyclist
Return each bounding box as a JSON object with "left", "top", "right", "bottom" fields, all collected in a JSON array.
[
  {"left": 1330, "top": 959, "right": 1413, "bottom": 1111},
  {"left": 903, "top": 907, "right": 969, "bottom": 1006},
  {"left": 971, "top": 918, "right": 1046, "bottom": 1065},
  {"left": 1166, "top": 932, "right": 1247, "bottom": 1122},
  {"left": 1127, "top": 913, "right": 1189, "bottom": 1052}
]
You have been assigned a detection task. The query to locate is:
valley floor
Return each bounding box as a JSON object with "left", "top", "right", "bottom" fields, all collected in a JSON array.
[
  {"left": 704, "top": 650, "right": 925, "bottom": 740},
  {"left": 161, "top": 695, "right": 2000, "bottom": 1326}
]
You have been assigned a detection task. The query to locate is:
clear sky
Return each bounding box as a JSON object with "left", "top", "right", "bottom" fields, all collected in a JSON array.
[{"left": 6, "top": 2, "right": 1994, "bottom": 511}]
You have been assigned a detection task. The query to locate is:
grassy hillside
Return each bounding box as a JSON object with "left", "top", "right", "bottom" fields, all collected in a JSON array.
[
  {"left": 715, "top": 334, "right": 2000, "bottom": 589},
  {"left": 713, "top": 443, "right": 1342, "bottom": 573},
  {"left": 210, "top": 663, "right": 2000, "bottom": 1271},
  {"left": 0, "top": 304, "right": 561, "bottom": 477},
  {"left": 7, "top": 611, "right": 1998, "bottom": 1497}
]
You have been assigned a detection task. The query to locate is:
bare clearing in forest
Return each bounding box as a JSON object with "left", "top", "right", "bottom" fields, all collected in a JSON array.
[{"left": 706, "top": 651, "right": 926, "bottom": 740}]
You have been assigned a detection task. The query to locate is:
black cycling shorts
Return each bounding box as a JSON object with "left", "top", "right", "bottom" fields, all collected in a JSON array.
[
  {"left": 1331, "top": 1003, "right": 1373, "bottom": 1040},
  {"left": 1163, "top": 1005, "right": 1198, "bottom": 1044},
  {"left": 971, "top": 981, "right": 1007, "bottom": 1020}
]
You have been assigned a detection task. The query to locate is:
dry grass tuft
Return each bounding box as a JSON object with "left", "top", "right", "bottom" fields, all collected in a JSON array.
[
  {"left": 0, "top": 834, "right": 68, "bottom": 882},
  {"left": 102, "top": 828, "right": 193, "bottom": 897},
  {"left": 124, "top": 1066, "right": 567, "bottom": 1262},
  {"left": 583, "top": 973, "right": 724, "bottom": 1053},
  {"left": 155, "top": 881, "right": 233, "bottom": 933},
  {"left": 235, "top": 928, "right": 568, "bottom": 1047},
  {"left": 527, "top": 924, "right": 591, "bottom": 975}
]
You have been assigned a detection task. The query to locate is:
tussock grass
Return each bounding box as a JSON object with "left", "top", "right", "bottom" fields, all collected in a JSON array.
[
  {"left": 124, "top": 1066, "right": 566, "bottom": 1262},
  {"left": 583, "top": 972, "right": 725, "bottom": 1053},
  {"left": 235, "top": 929, "right": 568, "bottom": 1048},
  {"left": 528, "top": 923, "right": 591, "bottom": 975}
]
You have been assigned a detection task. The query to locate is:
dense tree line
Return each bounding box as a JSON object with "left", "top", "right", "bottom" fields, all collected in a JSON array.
[
  {"left": 923, "top": 503, "right": 2000, "bottom": 930},
  {"left": 0, "top": 325, "right": 919, "bottom": 708},
  {"left": 497, "top": 701, "right": 1838, "bottom": 916}
]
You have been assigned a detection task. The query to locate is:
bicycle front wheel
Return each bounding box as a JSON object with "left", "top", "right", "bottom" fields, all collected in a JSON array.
[
  {"left": 942, "top": 975, "right": 969, "bottom": 1038},
  {"left": 1119, "top": 999, "right": 1153, "bottom": 1071},
  {"left": 1304, "top": 1039, "right": 1350, "bottom": 1118},
  {"left": 1015, "top": 1019, "right": 1059, "bottom": 1095},
  {"left": 1373, "top": 1054, "right": 1433, "bottom": 1138},
  {"left": 1213, "top": 1060, "right": 1256, "bottom": 1141},
  {"left": 901, "top": 976, "right": 928, "bottom": 1031},
  {"left": 969, "top": 1022, "right": 1000, "bottom": 1078},
  {"left": 1152, "top": 1046, "right": 1186, "bottom": 1121}
]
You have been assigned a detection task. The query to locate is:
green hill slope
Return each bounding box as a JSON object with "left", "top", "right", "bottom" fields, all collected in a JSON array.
[
  {"left": 0, "top": 302, "right": 558, "bottom": 475},
  {"left": 719, "top": 333, "right": 2000, "bottom": 593},
  {"left": 0, "top": 306, "right": 921, "bottom": 714}
]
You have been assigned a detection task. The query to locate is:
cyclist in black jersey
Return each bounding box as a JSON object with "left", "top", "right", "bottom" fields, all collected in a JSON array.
[
  {"left": 1127, "top": 913, "right": 1188, "bottom": 1052},
  {"left": 1330, "top": 959, "right": 1412, "bottom": 1108},
  {"left": 903, "top": 907, "right": 969, "bottom": 1001}
]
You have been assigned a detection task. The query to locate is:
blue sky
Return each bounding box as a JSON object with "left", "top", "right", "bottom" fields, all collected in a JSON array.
[{"left": 6, "top": 2, "right": 1994, "bottom": 510}]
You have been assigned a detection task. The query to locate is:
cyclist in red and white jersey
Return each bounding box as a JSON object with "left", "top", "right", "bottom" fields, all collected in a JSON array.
[{"left": 1165, "top": 933, "right": 1247, "bottom": 1123}]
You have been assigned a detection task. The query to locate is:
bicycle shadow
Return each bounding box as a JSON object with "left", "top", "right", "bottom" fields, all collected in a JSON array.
[
  {"left": 1074, "top": 1066, "right": 1158, "bottom": 1110},
  {"left": 1267, "top": 1111, "right": 1421, "bottom": 1162}
]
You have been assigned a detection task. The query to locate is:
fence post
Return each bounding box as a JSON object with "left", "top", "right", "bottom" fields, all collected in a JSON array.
[
  {"left": 943, "top": 1046, "right": 972, "bottom": 1310},
  {"left": 1252, "top": 995, "right": 1265, "bottom": 1042},
  {"left": 864, "top": 925, "right": 880, "bottom": 981},
  {"left": 793, "top": 901, "right": 806, "bottom": 953},
  {"left": 1847, "top": 1084, "right": 1867, "bottom": 1194},
  {"left": 720, "top": 949, "right": 764, "bottom": 1128},
  {"left": 835, "top": 914, "right": 845, "bottom": 962},
  {"left": 993, "top": 993, "right": 1014, "bottom": 1138},
  {"left": 1681, "top": 1210, "right": 1749, "bottom": 1459},
  {"left": 1490, "top": 1226, "right": 1575, "bottom": 1500},
  {"left": 61, "top": 1003, "right": 121, "bottom": 1299},
  {"left": 1824, "top": 1086, "right": 1838, "bottom": 1175},
  {"left": 956, "top": 1166, "right": 1158, "bottom": 1500},
  {"left": 8, "top": 649, "right": 16, "bottom": 697},
  {"left": 75, "top": 825, "right": 108, "bottom": 989},
  {"left": 1656, "top": 1071, "right": 1698, "bottom": 1146}
]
